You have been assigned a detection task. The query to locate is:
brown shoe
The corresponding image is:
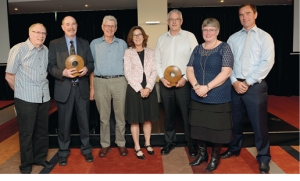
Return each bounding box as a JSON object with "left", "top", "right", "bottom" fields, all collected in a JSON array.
[
  {"left": 99, "top": 147, "right": 111, "bottom": 157},
  {"left": 118, "top": 146, "right": 128, "bottom": 156}
]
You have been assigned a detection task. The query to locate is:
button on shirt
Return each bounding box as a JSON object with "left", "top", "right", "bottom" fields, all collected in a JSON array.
[
  {"left": 5, "top": 39, "right": 50, "bottom": 103},
  {"left": 90, "top": 36, "right": 127, "bottom": 76},
  {"left": 228, "top": 25, "right": 275, "bottom": 85},
  {"left": 155, "top": 29, "right": 198, "bottom": 80}
]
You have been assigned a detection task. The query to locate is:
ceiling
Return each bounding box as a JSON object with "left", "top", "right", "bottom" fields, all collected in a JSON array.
[{"left": 8, "top": 0, "right": 293, "bottom": 15}]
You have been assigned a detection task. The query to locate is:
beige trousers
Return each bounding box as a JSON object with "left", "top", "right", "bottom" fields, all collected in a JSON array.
[{"left": 94, "top": 77, "right": 127, "bottom": 147}]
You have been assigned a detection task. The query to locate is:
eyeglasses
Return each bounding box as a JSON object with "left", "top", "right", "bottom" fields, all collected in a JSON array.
[
  {"left": 133, "top": 34, "right": 143, "bottom": 38},
  {"left": 103, "top": 25, "right": 116, "bottom": 29},
  {"left": 32, "top": 31, "right": 47, "bottom": 36},
  {"left": 168, "top": 18, "right": 182, "bottom": 22},
  {"left": 202, "top": 29, "right": 217, "bottom": 33}
]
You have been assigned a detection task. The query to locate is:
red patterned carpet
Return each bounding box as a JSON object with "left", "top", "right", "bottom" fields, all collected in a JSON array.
[{"left": 0, "top": 96, "right": 299, "bottom": 175}]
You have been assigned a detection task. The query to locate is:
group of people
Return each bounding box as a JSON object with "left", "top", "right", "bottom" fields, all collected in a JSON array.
[{"left": 5, "top": 3, "right": 274, "bottom": 174}]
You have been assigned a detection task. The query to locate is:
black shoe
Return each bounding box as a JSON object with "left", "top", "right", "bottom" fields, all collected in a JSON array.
[
  {"left": 37, "top": 161, "right": 53, "bottom": 168},
  {"left": 206, "top": 144, "right": 222, "bottom": 172},
  {"left": 188, "top": 144, "right": 198, "bottom": 157},
  {"left": 135, "top": 149, "right": 146, "bottom": 160},
  {"left": 59, "top": 157, "right": 67, "bottom": 166},
  {"left": 84, "top": 153, "right": 94, "bottom": 162},
  {"left": 206, "top": 157, "right": 220, "bottom": 172},
  {"left": 144, "top": 144, "right": 155, "bottom": 155},
  {"left": 259, "top": 162, "right": 270, "bottom": 174},
  {"left": 20, "top": 167, "right": 32, "bottom": 174},
  {"left": 189, "top": 141, "right": 207, "bottom": 166},
  {"left": 220, "top": 150, "right": 240, "bottom": 159},
  {"left": 189, "top": 153, "right": 208, "bottom": 166},
  {"left": 161, "top": 143, "right": 175, "bottom": 155}
]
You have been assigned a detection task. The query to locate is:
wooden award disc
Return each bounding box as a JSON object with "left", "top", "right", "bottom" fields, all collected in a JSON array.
[
  {"left": 65, "top": 55, "right": 84, "bottom": 77},
  {"left": 164, "top": 65, "right": 182, "bottom": 87}
]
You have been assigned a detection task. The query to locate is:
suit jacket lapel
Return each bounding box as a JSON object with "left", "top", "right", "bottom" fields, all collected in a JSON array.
[
  {"left": 59, "top": 37, "right": 70, "bottom": 60},
  {"left": 76, "top": 38, "right": 83, "bottom": 56}
]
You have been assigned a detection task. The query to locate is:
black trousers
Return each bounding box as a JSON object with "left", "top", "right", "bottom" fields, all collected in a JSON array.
[
  {"left": 159, "top": 81, "right": 192, "bottom": 144},
  {"left": 14, "top": 98, "right": 50, "bottom": 173},
  {"left": 56, "top": 84, "right": 92, "bottom": 157},
  {"left": 228, "top": 80, "right": 271, "bottom": 163}
]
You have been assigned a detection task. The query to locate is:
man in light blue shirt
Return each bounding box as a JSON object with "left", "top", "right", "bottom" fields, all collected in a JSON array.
[
  {"left": 89, "top": 15, "right": 128, "bottom": 157},
  {"left": 220, "top": 3, "right": 274, "bottom": 174}
]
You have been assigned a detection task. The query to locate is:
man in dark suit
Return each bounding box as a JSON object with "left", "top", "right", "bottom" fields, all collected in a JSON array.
[{"left": 48, "top": 16, "right": 94, "bottom": 166}]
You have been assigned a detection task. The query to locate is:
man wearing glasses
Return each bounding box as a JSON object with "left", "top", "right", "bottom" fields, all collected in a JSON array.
[
  {"left": 5, "top": 23, "right": 53, "bottom": 173},
  {"left": 155, "top": 9, "right": 198, "bottom": 157},
  {"left": 89, "top": 15, "right": 128, "bottom": 157}
]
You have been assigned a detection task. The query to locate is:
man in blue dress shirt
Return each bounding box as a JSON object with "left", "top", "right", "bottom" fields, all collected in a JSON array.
[
  {"left": 220, "top": 3, "right": 275, "bottom": 174},
  {"left": 89, "top": 15, "right": 128, "bottom": 157}
]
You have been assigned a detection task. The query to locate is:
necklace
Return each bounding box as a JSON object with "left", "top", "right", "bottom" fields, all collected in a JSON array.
[{"left": 199, "top": 40, "right": 218, "bottom": 85}]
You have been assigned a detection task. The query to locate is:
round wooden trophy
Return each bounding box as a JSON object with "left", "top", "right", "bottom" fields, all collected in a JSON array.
[
  {"left": 164, "top": 65, "right": 182, "bottom": 87},
  {"left": 65, "top": 55, "right": 84, "bottom": 77}
]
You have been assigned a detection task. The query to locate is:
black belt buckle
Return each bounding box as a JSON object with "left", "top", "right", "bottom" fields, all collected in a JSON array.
[
  {"left": 237, "top": 78, "right": 245, "bottom": 82},
  {"left": 95, "top": 75, "right": 123, "bottom": 79}
]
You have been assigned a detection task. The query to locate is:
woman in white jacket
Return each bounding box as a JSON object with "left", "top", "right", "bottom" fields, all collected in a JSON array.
[{"left": 124, "top": 26, "right": 159, "bottom": 160}]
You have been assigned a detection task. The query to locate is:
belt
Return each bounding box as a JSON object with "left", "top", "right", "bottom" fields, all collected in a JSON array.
[
  {"left": 72, "top": 82, "right": 79, "bottom": 86},
  {"left": 95, "top": 75, "right": 124, "bottom": 79},
  {"left": 236, "top": 78, "right": 264, "bottom": 85}
]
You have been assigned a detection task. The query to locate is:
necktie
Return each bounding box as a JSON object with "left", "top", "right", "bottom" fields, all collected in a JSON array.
[
  {"left": 70, "top": 40, "right": 78, "bottom": 82},
  {"left": 241, "top": 31, "right": 251, "bottom": 77},
  {"left": 70, "top": 41, "right": 76, "bottom": 55}
]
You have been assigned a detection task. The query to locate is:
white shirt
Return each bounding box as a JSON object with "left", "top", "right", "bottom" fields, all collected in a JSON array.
[{"left": 155, "top": 29, "right": 198, "bottom": 80}]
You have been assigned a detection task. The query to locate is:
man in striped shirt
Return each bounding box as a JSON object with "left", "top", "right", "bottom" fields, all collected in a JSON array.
[{"left": 5, "top": 23, "right": 53, "bottom": 174}]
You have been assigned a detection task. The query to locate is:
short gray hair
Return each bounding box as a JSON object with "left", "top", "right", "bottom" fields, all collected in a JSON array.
[
  {"left": 102, "top": 15, "right": 117, "bottom": 27},
  {"left": 202, "top": 18, "right": 220, "bottom": 31},
  {"left": 167, "top": 9, "right": 183, "bottom": 20},
  {"left": 29, "top": 23, "right": 46, "bottom": 34}
]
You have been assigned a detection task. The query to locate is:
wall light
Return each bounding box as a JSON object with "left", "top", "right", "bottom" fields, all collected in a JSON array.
[{"left": 146, "top": 21, "right": 160, "bottom": 25}]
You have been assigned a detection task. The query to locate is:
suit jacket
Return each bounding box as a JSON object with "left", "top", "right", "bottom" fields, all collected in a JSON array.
[
  {"left": 124, "top": 47, "right": 157, "bottom": 92},
  {"left": 48, "top": 37, "right": 94, "bottom": 103}
]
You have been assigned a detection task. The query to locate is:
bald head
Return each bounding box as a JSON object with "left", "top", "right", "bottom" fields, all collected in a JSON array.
[{"left": 61, "top": 16, "right": 78, "bottom": 39}]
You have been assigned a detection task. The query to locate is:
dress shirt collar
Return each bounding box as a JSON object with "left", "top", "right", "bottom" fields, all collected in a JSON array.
[
  {"left": 65, "top": 36, "right": 77, "bottom": 44},
  {"left": 241, "top": 25, "right": 258, "bottom": 33},
  {"left": 101, "top": 36, "right": 119, "bottom": 43},
  {"left": 167, "top": 29, "right": 183, "bottom": 37},
  {"left": 26, "top": 38, "right": 45, "bottom": 51}
]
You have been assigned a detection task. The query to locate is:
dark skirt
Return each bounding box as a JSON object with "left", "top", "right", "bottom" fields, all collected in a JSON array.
[
  {"left": 189, "top": 100, "right": 232, "bottom": 144},
  {"left": 125, "top": 79, "right": 159, "bottom": 124}
]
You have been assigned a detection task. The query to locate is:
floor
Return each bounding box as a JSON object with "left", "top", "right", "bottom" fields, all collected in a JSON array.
[{"left": 0, "top": 96, "right": 299, "bottom": 178}]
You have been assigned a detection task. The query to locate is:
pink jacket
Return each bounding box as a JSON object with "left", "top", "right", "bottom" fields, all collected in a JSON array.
[{"left": 124, "top": 47, "right": 157, "bottom": 92}]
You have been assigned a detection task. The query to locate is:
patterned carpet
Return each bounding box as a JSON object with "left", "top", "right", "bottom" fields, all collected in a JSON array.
[{"left": 0, "top": 96, "right": 299, "bottom": 177}]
